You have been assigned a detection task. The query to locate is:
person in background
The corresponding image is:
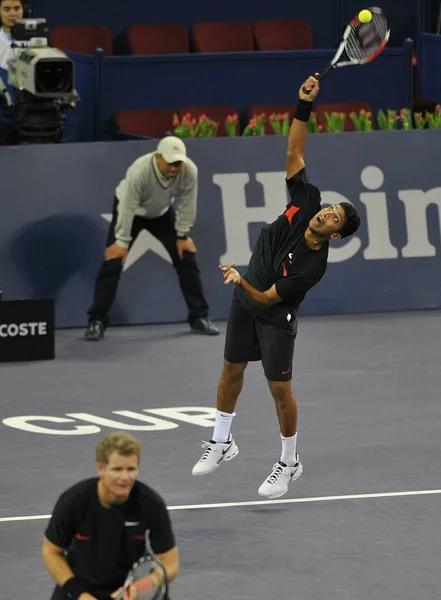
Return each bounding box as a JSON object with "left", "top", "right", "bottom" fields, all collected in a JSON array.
[
  {"left": 42, "top": 432, "right": 179, "bottom": 600},
  {"left": 0, "top": 0, "right": 23, "bottom": 71},
  {"left": 85, "top": 135, "right": 219, "bottom": 340}
]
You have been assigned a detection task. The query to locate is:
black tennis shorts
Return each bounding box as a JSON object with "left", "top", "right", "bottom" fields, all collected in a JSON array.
[{"left": 224, "top": 288, "right": 298, "bottom": 382}]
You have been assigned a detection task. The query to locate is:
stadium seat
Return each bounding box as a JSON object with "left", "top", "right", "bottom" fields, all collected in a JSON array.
[
  {"left": 252, "top": 19, "right": 313, "bottom": 51},
  {"left": 125, "top": 24, "right": 189, "bottom": 55},
  {"left": 114, "top": 109, "right": 175, "bottom": 138},
  {"left": 192, "top": 21, "right": 254, "bottom": 53},
  {"left": 49, "top": 26, "right": 113, "bottom": 56}
]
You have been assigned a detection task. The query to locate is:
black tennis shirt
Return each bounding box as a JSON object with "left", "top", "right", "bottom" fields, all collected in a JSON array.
[
  {"left": 243, "top": 168, "right": 329, "bottom": 312},
  {"left": 45, "top": 478, "right": 175, "bottom": 596}
]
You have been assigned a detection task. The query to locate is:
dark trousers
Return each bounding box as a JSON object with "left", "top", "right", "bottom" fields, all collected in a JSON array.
[{"left": 87, "top": 200, "right": 209, "bottom": 326}]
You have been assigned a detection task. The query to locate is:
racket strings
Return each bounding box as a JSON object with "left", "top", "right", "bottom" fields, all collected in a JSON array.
[
  {"left": 126, "top": 577, "right": 159, "bottom": 600},
  {"left": 123, "top": 557, "right": 166, "bottom": 600},
  {"left": 346, "top": 13, "right": 388, "bottom": 61}
]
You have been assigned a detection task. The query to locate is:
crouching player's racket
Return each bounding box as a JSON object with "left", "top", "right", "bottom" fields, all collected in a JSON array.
[
  {"left": 117, "top": 554, "right": 168, "bottom": 600},
  {"left": 303, "top": 6, "right": 390, "bottom": 92}
]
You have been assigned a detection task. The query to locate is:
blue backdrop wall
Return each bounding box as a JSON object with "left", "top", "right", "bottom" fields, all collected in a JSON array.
[
  {"left": 1, "top": 131, "right": 440, "bottom": 328},
  {"left": 22, "top": 3, "right": 419, "bottom": 142},
  {"left": 98, "top": 46, "right": 413, "bottom": 130},
  {"left": 65, "top": 44, "right": 413, "bottom": 142}
]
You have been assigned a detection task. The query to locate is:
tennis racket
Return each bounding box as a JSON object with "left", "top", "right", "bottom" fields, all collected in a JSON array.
[
  {"left": 303, "top": 6, "right": 390, "bottom": 92},
  {"left": 117, "top": 553, "right": 168, "bottom": 600}
]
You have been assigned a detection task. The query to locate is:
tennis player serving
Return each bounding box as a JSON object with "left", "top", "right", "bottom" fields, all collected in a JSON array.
[{"left": 192, "top": 74, "right": 361, "bottom": 499}]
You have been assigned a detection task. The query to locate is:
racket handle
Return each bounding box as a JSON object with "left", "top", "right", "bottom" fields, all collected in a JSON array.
[
  {"left": 301, "top": 65, "right": 334, "bottom": 94},
  {"left": 316, "top": 64, "right": 335, "bottom": 81}
]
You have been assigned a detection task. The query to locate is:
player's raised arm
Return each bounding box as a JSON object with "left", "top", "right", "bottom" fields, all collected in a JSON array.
[{"left": 286, "top": 75, "right": 320, "bottom": 180}]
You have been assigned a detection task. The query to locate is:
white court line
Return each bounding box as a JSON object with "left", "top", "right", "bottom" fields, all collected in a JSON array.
[{"left": 1, "top": 488, "right": 441, "bottom": 523}]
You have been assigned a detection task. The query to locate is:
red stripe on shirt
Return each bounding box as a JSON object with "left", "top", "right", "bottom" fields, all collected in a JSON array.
[
  {"left": 282, "top": 263, "right": 287, "bottom": 277},
  {"left": 285, "top": 205, "right": 300, "bottom": 225}
]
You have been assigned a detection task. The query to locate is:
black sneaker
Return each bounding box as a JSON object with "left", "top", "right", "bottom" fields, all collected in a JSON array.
[
  {"left": 84, "top": 321, "right": 106, "bottom": 341},
  {"left": 190, "top": 318, "right": 219, "bottom": 336}
]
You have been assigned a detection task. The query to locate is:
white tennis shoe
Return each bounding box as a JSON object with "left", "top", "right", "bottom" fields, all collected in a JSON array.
[
  {"left": 258, "top": 456, "right": 303, "bottom": 498},
  {"left": 192, "top": 436, "right": 239, "bottom": 475}
]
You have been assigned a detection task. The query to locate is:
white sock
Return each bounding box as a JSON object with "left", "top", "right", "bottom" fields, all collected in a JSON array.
[
  {"left": 280, "top": 433, "right": 297, "bottom": 466},
  {"left": 212, "top": 410, "right": 235, "bottom": 443}
]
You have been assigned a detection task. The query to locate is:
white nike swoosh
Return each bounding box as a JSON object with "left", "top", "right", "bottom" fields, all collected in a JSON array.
[{"left": 124, "top": 521, "right": 140, "bottom": 526}]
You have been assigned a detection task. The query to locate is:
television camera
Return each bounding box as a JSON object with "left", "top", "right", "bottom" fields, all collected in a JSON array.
[{"left": 0, "top": 18, "right": 79, "bottom": 143}]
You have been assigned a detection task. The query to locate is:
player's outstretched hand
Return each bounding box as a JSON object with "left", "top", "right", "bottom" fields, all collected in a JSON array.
[
  {"left": 299, "top": 75, "right": 319, "bottom": 101},
  {"left": 219, "top": 263, "right": 241, "bottom": 285}
]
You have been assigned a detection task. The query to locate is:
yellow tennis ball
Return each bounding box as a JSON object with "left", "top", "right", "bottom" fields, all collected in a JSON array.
[{"left": 359, "top": 9, "right": 372, "bottom": 23}]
